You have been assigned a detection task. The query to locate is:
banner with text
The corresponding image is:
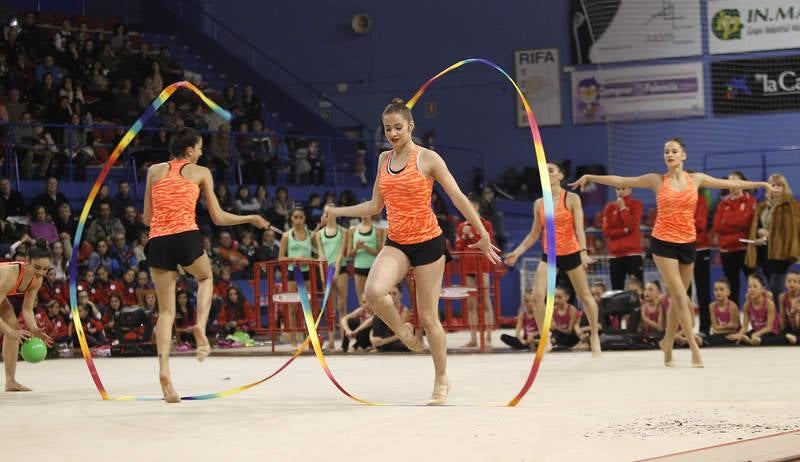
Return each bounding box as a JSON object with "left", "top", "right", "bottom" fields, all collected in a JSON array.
[
  {"left": 514, "top": 48, "right": 562, "bottom": 127},
  {"left": 572, "top": 62, "right": 705, "bottom": 124},
  {"left": 709, "top": 0, "right": 800, "bottom": 54},
  {"left": 712, "top": 55, "right": 800, "bottom": 115},
  {"left": 571, "top": 0, "right": 702, "bottom": 64}
]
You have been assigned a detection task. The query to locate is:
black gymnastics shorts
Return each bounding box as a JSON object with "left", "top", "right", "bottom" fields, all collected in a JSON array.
[
  {"left": 146, "top": 230, "right": 204, "bottom": 271},
  {"left": 386, "top": 234, "right": 452, "bottom": 267},
  {"left": 541, "top": 251, "right": 582, "bottom": 272},
  {"left": 354, "top": 267, "right": 371, "bottom": 277},
  {"left": 649, "top": 237, "right": 696, "bottom": 265}
]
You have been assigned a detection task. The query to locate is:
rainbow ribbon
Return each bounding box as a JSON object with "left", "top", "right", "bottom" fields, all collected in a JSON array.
[
  {"left": 68, "top": 81, "right": 335, "bottom": 401},
  {"left": 297, "top": 58, "right": 556, "bottom": 407}
]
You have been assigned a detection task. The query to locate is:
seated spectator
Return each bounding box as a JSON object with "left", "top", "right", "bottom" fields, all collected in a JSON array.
[
  {"left": 20, "top": 123, "right": 58, "bottom": 180},
  {"left": 117, "top": 269, "right": 139, "bottom": 307},
  {"left": 35, "top": 54, "right": 63, "bottom": 84},
  {"left": 639, "top": 280, "right": 665, "bottom": 339},
  {"left": 215, "top": 286, "right": 255, "bottom": 338},
  {"left": 705, "top": 278, "right": 741, "bottom": 346},
  {"left": 551, "top": 286, "right": 580, "bottom": 349},
  {"left": 51, "top": 240, "right": 70, "bottom": 282},
  {"left": 38, "top": 268, "right": 68, "bottom": 306},
  {"left": 729, "top": 274, "right": 782, "bottom": 346},
  {"left": 85, "top": 201, "right": 125, "bottom": 246},
  {"left": 215, "top": 231, "right": 248, "bottom": 276},
  {"left": 234, "top": 185, "right": 260, "bottom": 214},
  {"left": 132, "top": 231, "right": 148, "bottom": 270},
  {"left": 109, "top": 232, "right": 134, "bottom": 273},
  {"left": 305, "top": 193, "right": 323, "bottom": 229},
  {"left": 45, "top": 300, "right": 70, "bottom": 345},
  {"left": 501, "top": 291, "right": 538, "bottom": 350},
  {"left": 779, "top": 270, "right": 800, "bottom": 345},
  {"left": 102, "top": 294, "right": 125, "bottom": 342},
  {"left": 29, "top": 205, "right": 59, "bottom": 243},
  {"left": 175, "top": 290, "right": 196, "bottom": 346},
  {"left": 254, "top": 228, "right": 279, "bottom": 262},
  {"left": 208, "top": 123, "right": 231, "bottom": 182},
  {"left": 0, "top": 177, "right": 27, "bottom": 219},
  {"left": 88, "top": 238, "right": 116, "bottom": 274},
  {"left": 339, "top": 294, "right": 374, "bottom": 352},
  {"left": 71, "top": 303, "right": 106, "bottom": 347},
  {"left": 76, "top": 278, "right": 103, "bottom": 318},
  {"left": 121, "top": 206, "right": 145, "bottom": 243},
  {"left": 112, "top": 180, "right": 136, "bottom": 217},
  {"left": 369, "top": 285, "right": 413, "bottom": 352},
  {"left": 54, "top": 202, "right": 78, "bottom": 239},
  {"left": 272, "top": 186, "right": 292, "bottom": 230}
]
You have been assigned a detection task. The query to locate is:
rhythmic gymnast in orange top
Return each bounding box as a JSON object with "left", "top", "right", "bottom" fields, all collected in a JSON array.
[
  {"left": 570, "top": 137, "right": 774, "bottom": 368},
  {"left": 322, "top": 98, "right": 501, "bottom": 405},
  {"left": 144, "top": 127, "right": 269, "bottom": 402},
  {"left": 505, "top": 162, "right": 602, "bottom": 357}
]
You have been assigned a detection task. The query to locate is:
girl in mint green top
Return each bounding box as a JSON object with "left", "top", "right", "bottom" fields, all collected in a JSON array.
[
  {"left": 279, "top": 207, "right": 313, "bottom": 347},
  {"left": 348, "top": 215, "right": 384, "bottom": 302},
  {"left": 315, "top": 203, "right": 351, "bottom": 345}
]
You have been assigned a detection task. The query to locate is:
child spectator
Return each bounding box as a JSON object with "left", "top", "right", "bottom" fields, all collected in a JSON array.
[
  {"left": 729, "top": 274, "right": 782, "bottom": 346},
  {"left": 339, "top": 294, "right": 374, "bottom": 352},
  {"left": 706, "top": 278, "right": 741, "bottom": 346},
  {"left": 501, "top": 291, "right": 538, "bottom": 350},
  {"left": 779, "top": 270, "right": 800, "bottom": 344}
]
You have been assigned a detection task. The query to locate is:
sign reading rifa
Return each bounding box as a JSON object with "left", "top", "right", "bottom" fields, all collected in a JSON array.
[{"left": 516, "top": 49, "right": 556, "bottom": 65}]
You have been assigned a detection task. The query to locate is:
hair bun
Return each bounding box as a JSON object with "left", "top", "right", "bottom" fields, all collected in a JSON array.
[
  {"left": 391, "top": 97, "right": 405, "bottom": 105},
  {"left": 35, "top": 238, "right": 49, "bottom": 250}
]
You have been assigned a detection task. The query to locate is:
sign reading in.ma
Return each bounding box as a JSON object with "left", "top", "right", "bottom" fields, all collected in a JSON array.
[{"left": 709, "top": 0, "right": 800, "bottom": 54}]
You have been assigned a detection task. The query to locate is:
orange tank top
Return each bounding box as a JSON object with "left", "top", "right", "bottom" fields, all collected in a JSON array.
[
  {"left": 4, "top": 261, "right": 29, "bottom": 295},
  {"left": 652, "top": 172, "right": 697, "bottom": 244},
  {"left": 538, "top": 190, "right": 581, "bottom": 256},
  {"left": 149, "top": 159, "right": 200, "bottom": 239},
  {"left": 378, "top": 147, "right": 442, "bottom": 244}
]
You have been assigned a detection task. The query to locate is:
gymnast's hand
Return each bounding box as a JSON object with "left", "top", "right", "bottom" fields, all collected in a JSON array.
[
  {"left": 5, "top": 328, "right": 32, "bottom": 343},
  {"left": 568, "top": 175, "right": 590, "bottom": 192},
  {"left": 34, "top": 329, "right": 54, "bottom": 347},
  {"left": 250, "top": 215, "right": 270, "bottom": 230},
  {"left": 469, "top": 234, "right": 502, "bottom": 265},
  {"left": 319, "top": 207, "right": 336, "bottom": 227},
  {"left": 504, "top": 250, "right": 521, "bottom": 267},
  {"left": 580, "top": 251, "right": 594, "bottom": 268}
]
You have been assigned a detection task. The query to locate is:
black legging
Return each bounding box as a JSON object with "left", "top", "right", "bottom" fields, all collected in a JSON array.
[
  {"left": 501, "top": 333, "right": 530, "bottom": 350},
  {"left": 705, "top": 333, "right": 738, "bottom": 346},
  {"left": 693, "top": 249, "right": 712, "bottom": 335},
  {"left": 720, "top": 250, "right": 753, "bottom": 307},
  {"left": 552, "top": 331, "right": 579, "bottom": 348},
  {"left": 342, "top": 318, "right": 371, "bottom": 352},
  {"left": 746, "top": 329, "right": 785, "bottom": 346},
  {"left": 609, "top": 255, "right": 644, "bottom": 291}
]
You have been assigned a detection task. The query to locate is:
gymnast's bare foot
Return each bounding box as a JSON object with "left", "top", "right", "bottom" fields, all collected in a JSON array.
[
  {"left": 399, "top": 323, "right": 424, "bottom": 352},
  {"left": 659, "top": 339, "right": 674, "bottom": 367},
  {"left": 159, "top": 374, "right": 180, "bottom": 403},
  {"left": 427, "top": 377, "right": 451, "bottom": 406},
  {"left": 192, "top": 325, "right": 211, "bottom": 362},
  {"left": 5, "top": 381, "right": 32, "bottom": 392},
  {"left": 590, "top": 333, "right": 602, "bottom": 358}
]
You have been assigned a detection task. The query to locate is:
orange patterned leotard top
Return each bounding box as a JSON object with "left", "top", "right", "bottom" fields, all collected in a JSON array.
[
  {"left": 538, "top": 190, "right": 581, "bottom": 256},
  {"left": 652, "top": 172, "right": 697, "bottom": 244},
  {"left": 149, "top": 159, "right": 200, "bottom": 239},
  {"left": 378, "top": 147, "right": 442, "bottom": 245}
]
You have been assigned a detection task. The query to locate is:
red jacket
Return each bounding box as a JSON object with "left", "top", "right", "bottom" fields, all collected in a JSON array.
[
  {"left": 47, "top": 313, "right": 69, "bottom": 339},
  {"left": 218, "top": 301, "right": 256, "bottom": 331},
  {"left": 38, "top": 280, "right": 68, "bottom": 306},
  {"left": 455, "top": 218, "right": 495, "bottom": 273},
  {"left": 695, "top": 194, "right": 710, "bottom": 250},
  {"left": 214, "top": 279, "right": 232, "bottom": 300},
  {"left": 602, "top": 196, "right": 643, "bottom": 257},
  {"left": 713, "top": 193, "right": 757, "bottom": 252}
]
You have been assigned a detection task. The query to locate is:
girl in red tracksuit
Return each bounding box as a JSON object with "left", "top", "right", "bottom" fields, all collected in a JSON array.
[
  {"left": 602, "top": 186, "right": 644, "bottom": 291},
  {"left": 712, "top": 171, "right": 757, "bottom": 307},
  {"left": 38, "top": 268, "right": 68, "bottom": 306},
  {"left": 455, "top": 193, "right": 497, "bottom": 348}
]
